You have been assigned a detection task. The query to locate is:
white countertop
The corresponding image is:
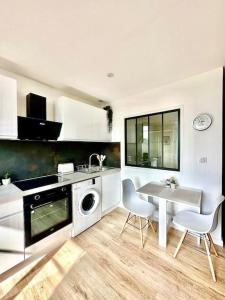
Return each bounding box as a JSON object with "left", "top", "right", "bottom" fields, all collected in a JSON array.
[{"left": 0, "top": 168, "right": 121, "bottom": 218}]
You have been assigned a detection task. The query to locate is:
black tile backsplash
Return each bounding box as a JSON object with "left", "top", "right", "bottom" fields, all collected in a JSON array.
[{"left": 0, "top": 140, "right": 120, "bottom": 181}]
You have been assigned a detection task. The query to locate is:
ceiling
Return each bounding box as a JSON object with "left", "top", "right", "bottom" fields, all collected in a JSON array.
[{"left": 0, "top": 0, "right": 225, "bottom": 103}]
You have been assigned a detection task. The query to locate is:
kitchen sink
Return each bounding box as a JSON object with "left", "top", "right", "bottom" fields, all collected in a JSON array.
[{"left": 78, "top": 166, "right": 113, "bottom": 174}]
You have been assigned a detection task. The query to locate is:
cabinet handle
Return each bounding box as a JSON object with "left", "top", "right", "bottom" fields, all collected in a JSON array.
[{"left": 30, "top": 201, "right": 53, "bottom": 210}]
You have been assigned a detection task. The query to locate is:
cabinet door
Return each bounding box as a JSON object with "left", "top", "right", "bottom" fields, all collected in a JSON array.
[
  {"left": 0, "top": 75, "right": 17, "bottom": 138},
  {"left": 102, "top": 172, "right": 121, "bottom": 215},
  {"left": 56, "top": 97, "right": 93, "bottom": 140},
  {"left": 0, "top": 212, "right": 24, "bottom": 275},
  {"left": 56, "top": 97, "right": 111, "bottom": 141}
]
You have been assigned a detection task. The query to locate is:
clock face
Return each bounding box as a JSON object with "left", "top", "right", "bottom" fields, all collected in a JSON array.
[{"left": 193, "top": 113, "right": 212, "bottom": 131}]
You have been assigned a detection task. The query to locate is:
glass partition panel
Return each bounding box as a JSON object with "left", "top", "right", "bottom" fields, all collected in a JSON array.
[
  {"left": 126, "top": 118, "right": 136, "bottom": 165},
  {"left": 163, "top": 111, "right": 179, "bottom": 169},
  {"left": 137, "top": 116, "right": 149, "bottom": 166},
  {"left": 125, "top": 109, "right": 180, "bottom": 170},
  {"left": 149, "top": 114, "right": 162, "bottom": 168}
]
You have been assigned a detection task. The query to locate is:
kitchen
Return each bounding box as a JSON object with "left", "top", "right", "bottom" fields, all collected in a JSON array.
[
  {"left": 0, "top": 83, "right": 121, "bottom": 274},
  {"left": 0, "top": 1, "right": 225, "bottom": 299}
]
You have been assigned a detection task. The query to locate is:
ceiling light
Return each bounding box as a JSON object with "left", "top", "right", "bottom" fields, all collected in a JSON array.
[{"left": 107, "top": 72, "right": 114, "bottom": 78}]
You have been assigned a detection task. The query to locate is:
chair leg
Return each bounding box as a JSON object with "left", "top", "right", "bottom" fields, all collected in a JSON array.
[
  {"left": 139, "top": 217, "right": 143, "bottom": 248},
  {"left": 203, "top": 235, "right": 216, "bottom": 282},
  {"left": 121, "top": 212, "right": 131, "bottom": 235},
  {"left": 147, "top": 219, "right": 156, "bottom": 235},
  {"left": 207, "top": 233, "right": 218, "bottom": 257},
  {"left": 173, "top": 230, "right": 188, "bottom": 258}
]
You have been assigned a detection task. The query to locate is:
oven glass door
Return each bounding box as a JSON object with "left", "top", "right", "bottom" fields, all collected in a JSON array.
[
  {"left": 31, "top": 198, "right": 69, "bottom": 238},
  {"left": 24, "top": 189, "right": 72, "bottom": 247}
]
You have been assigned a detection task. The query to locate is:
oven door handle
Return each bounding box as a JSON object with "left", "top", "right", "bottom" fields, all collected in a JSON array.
[{"left": 30, "top": 201, "right": 53, "bottom": 210}]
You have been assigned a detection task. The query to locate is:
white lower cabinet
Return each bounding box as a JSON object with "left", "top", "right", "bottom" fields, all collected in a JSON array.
[
  {"left": 0, "top": 211, "right": 24, "bottom": 275},
  {"left": 102, "top": 171, "right": 121, "bottom": 216}
]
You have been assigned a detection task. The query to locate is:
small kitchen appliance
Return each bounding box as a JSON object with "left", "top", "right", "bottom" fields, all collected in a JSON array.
[{"left": 58, "top": 163, "right": 74, "bottom": 174}]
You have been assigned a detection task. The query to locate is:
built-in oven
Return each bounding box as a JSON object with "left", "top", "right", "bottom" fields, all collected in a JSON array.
[{"left": 23, "top": 184, "right": 72, "bottom": 247}]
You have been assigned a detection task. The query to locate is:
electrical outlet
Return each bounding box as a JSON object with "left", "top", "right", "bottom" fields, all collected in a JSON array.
[{"left": 199, "top": 157, "right": 207, "bottom": 164}]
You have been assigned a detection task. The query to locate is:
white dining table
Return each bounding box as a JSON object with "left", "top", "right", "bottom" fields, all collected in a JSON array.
[{"left": 137, "top": 182, "right": 202, "bottom": 248}]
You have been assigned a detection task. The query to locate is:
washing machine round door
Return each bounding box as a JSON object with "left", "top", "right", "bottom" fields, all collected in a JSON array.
[{"left": 79, "top": 189, "right": 100, "bottom": 216}]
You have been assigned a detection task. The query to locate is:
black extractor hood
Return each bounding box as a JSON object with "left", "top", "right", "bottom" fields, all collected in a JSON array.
[
  {"left": 18, "top": 93, "right": 62, "bottom": 141},
  {"left": 18, "top": 116, "right": 62, "bottom": 141}
]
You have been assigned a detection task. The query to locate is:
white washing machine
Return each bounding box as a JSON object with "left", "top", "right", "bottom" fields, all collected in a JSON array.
[{"left": 72, "top": 177, "right": 101, "bottom": 237}]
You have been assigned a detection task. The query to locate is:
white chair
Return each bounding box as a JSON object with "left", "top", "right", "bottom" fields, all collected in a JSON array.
[
  {"left": 121, "top": 179, "right": 156, "bottom": 248},
  {"left": 173, "top": 195, "right": 225, "bottom": 282}
]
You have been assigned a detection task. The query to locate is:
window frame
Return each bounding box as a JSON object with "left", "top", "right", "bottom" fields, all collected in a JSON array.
[{"left": 125, "top": 108, "right": 180, "bottom": 171}]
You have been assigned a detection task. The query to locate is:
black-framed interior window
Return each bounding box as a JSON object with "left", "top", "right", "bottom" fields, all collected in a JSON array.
[{"left": 125, "top": 109, "right": 180, "bottom": 171}]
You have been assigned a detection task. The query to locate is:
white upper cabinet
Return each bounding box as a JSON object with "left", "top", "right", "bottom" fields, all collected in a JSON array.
[
  {"left": 55, "top": 96, "right": 111, "bottom": 141},
  {"left": 0, "top": 74, "right": 17, "bottom": 139}
]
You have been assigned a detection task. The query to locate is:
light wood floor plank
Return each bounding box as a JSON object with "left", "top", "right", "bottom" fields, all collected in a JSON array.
[{"left": 0, "top": 208, "right": 225, "bottom": 300}]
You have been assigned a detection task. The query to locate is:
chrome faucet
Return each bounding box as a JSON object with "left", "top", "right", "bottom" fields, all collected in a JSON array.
[{"left": 88, "top": 153, "right": 99, "bottom": 170}]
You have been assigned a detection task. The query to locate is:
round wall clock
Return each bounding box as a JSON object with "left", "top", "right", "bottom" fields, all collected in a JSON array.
[{"left": 192, "top": 113, "right": 212, "bottom": 131}]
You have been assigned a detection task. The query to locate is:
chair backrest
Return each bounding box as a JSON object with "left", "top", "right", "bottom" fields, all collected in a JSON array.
[
  {"left": 122, "top": 179, "right": 138, "bottom": 211},
  {"left": 208, "top": 195, "right": 225, "bottom": 233}
]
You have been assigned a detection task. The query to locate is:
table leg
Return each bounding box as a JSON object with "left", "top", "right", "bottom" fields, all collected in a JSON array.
[{"left": 158, "top": 198, "right": 167, "bottom": 248}]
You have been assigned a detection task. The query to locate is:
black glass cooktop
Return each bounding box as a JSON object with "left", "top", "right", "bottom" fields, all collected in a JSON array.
[{"left": 13, "top": 175, "right": 69, "bottom": 191}]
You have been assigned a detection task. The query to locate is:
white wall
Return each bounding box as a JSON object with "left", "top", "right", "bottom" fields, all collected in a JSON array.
[
  {"left": 0, "top": 68, "right": 100, "bottom": 121},
  {"left": 112, "top": 68, "right": 223, "bottom": 245}
]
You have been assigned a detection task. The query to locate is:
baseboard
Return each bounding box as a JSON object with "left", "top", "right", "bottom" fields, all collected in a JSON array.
[
  {"left": 212, "top": 238, "right": 223, "bottom": 247},
  {"left": 102, "top": 203, "right": 120, "bottom": 216}
]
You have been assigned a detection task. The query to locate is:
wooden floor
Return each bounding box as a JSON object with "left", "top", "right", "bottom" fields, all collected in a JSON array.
[{"left": 1, "top": 208, "right": 225, "bottom": 300}]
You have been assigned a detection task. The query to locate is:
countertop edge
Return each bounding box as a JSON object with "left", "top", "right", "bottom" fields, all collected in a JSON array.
[{"left": 0, "top": 168, "right": 121, "bottom": 207}]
